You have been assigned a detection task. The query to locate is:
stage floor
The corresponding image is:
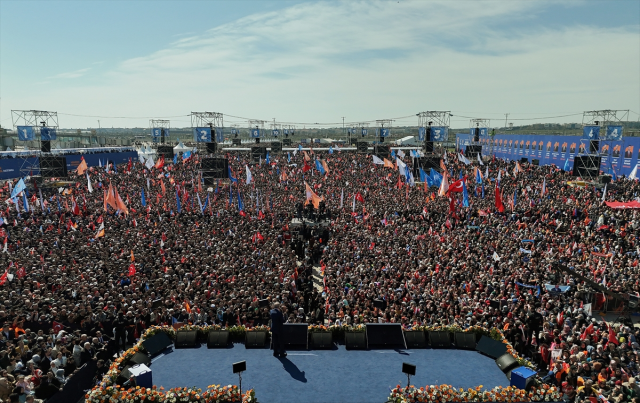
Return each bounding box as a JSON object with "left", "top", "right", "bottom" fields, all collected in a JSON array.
[{"left": 150, "top": 344, "right": 508, "bottom": 403}]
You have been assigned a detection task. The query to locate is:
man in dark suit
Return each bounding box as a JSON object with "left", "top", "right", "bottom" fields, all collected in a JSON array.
[{"left": 270, "top": 303, "right": 287, "bottom": 358}]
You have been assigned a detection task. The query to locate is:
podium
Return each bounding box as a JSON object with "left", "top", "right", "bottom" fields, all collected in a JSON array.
[
  {"left": 128, "top": 364, "right": 153, "bottom": 388},
  {"left": 510, "top": 366, "right": 536, "bottom": 390}
]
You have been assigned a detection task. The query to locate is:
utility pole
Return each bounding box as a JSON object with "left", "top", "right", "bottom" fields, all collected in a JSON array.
[{"left": 504, "top": 113, "right": 509, "bottom": 129}]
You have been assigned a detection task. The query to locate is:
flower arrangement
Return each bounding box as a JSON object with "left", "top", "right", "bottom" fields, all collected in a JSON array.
[
  {"left": 85, "top": 384, "right": 257, "bottom": 403},
  {"left": 92, "top": 326, "right": 258, "bottom": 403},
  {"left": 386, "top": 384, "right": 561, "bottom": 403}
]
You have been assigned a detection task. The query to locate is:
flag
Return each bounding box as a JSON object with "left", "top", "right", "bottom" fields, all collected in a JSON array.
[
  {"left": 564, "top": 158, "right": 570, "bottom": 172},
  {"left": 477, "top": 153, "right": 484, "bottom": 166},
  {"left": 397, "top": 158, "right": 407, "bottom": 176},
  {"left": 458, "top": 153, "right": 471, "bottom": 165},
  {"left": 328, "top": 146, "right": 333, "bottom": 154},
  {"left": 355, "top": 192, "right": 365, "bottom": 203},
  {"left": 303, "top": 161, "right": 311, "bottom": 172},
  {"left": 495, "top": 184, "right": 505, "bottom": 212},
  {"left": 76, "top": 157, "right": 88, "bottom": 175},
  {"left": 462, "top": 179, "right": 469, "bottom": 207},
  {"left": 493, "top": 252, "right": 500, "bottom": 261},
  {"left": 141, "top": 188, "right": 146, "bottom": 207},
  {"left": 203, "top": 194, "right": 209, "bottom": 212},
  {"left": 86, "top": 172, "right": 93, "bottom": 194},
  {"left": 630, "top": 165, "right": 638, "bottom": 180},
  {"left": 383, "top": 158, "right": 394, "bottom": 168},
  {"left": 602, "top": 184, "right": 607, "bottom": 202},
  {"left": 475, "top": 167, "right": 483, "bottom": 185},
  {"left": 448, "top": 177, "right": 466, "bottom": 193},
  {"left": 513, "top": 161, "right": 522, "bottom": 175},
  {"left": 173, "top": 154, "right": 178, "bottom": 164},
  {"left": 145, "top": 156, "right": 154, "bottom": 170},
  {"left": 438, "top": 171, "right": 449, "bottom": 196},
  {"left": 266, "top": 152, "right": 270, "bottom": 164},
  {"left": 128, "top": 263, "right": 136, "bottom": 276},
  {"left": 155, "top": 156, "right": 165, "bottom": 169},
  {"left": 340, "top": 188, "right": 344, "bottom": 209},
  {"left": 197, "top": 193, "right": 203, "bottom": 213},
  {"left": 176, "top": 189, "right": 181, "bottom": 213},
  {"left": 541, "top": 178, "right": 546, "bottom": 195},
  {"left": 228, "top": 166, "right": 237, "bottom": 183},
  {"left": 237, "top": 189, "right": 244, "bottom": 212},
  {"left": 10, "top": 178, "right": 25, "bottom": 200},
  {"left": 304, "top": 182, "right": 323, "bottom": 209},
  {"left": 322, "top": 160, "right": 329, "bottom": 174},
  {"left": 246, "top": 165, "right": 253, "bottom": 184},
  {"left": 315, "top": 160, "right": 326, "bottom": 175}
]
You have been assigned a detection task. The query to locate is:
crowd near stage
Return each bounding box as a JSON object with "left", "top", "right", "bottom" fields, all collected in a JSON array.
[{"left": 1, "top": 129, "right": 639, "bottom": 403}]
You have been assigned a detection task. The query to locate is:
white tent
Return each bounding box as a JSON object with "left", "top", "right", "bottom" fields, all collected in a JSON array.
[{"left": 173, "top": 142, "right": 194, "bottom": 152}]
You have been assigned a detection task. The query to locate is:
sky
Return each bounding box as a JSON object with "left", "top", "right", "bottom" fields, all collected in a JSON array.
[{"left": 0, "top": 0, "right": 639, "bottom": 129}]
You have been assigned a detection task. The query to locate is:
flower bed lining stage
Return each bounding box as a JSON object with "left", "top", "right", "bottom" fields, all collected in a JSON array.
[{"left": 87, "top": 324, "right": 551, "bottom": 403}]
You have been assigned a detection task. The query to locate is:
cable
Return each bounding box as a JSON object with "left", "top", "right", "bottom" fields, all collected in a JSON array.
[{"left": 57, "top": 113, "right": 190, "bottom": 119}]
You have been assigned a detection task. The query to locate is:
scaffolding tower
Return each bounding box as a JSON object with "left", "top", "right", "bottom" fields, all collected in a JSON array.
[
  {"left": 11, "top": 110, "right": 60, "bottom": 176},
  {"left": 579, "top": 110, "right": 630, "bottom": 177},
  {"left": 150, "top": 119, "right": 170, "bottom": 144}
]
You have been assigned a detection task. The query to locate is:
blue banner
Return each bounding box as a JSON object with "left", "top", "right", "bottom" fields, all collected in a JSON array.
[
  {"left": 361, "top": 128, "right": 368, "bottom": 136},
  {"left": 418, "top": 127, "right": 426, "bottom": 141},
  {"left": 40, "top": 127, "right": 57, "bottom": 141},
  {"left": 469, "top": 128, "right": 488, "bottom": 137},
  {"left": 193, "top": 127, "right": 211, "bottom": 142},
  {"left": 432, "top": 126, "right": 448, "bottom": 142},
  {"left": 380, "top": 128, "right": 390, "bottom": 137},
  {"left": 283, "top": 129, "right": 289, "bottom": 135},
  {"left": 606, "top": 125, "right": 623, "bottom": 141},
  {"left": 251, "top": 128, "right": 260, "bottom": 138},
  {"left": 231, "top": 128, "right": 237, "bottom": 135},
  {"left": 583, "top": 125, "right": 600, "bottom": 140},
  {"left": 17, "top": 126, "right": 35, "bottom": 141},
  {"left": 216, "top": 127, "right": 224, "bottom": 142},
  {"left": 272, "top": 129, "right": 280, "bottom": 137}
]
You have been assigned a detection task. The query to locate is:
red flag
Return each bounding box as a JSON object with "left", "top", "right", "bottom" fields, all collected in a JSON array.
[
  {"left": 16, "top": 267, "right": 25, "bottom": 279},
  {"left": 580, "top": 323, "right": 594, "bottom": 340},
  {"left": 303, "top": 161, "right": 311, "bottom": 172},
  {"left": 0, "top": 270, "right": 7, "bottom": 286},
  {"left": 258, "top": 210, "right": 265, "bottom": 220},
  {"left": 127, "top": 158, "right": 132, "bottom": 172},
  {"left": 155, "top": 156, "right": 165, "bottom": 170},
  {"left": 609, "top": 327, "right": 619, "bottom": 345},
  {"left": 52, "top": 321, "right": 64, "bottom": 333},
  {"left": 447, "top": 177, "right": 466, "bottom": 193},
  {"left": 355, "top": 192, "right": 365, "bottom": 203},
  {"left": 128, "top": 263, "right": 136, "bottom": 276},
  {"left": 495, "top": 185, "right": 505, "bottom": 213}
]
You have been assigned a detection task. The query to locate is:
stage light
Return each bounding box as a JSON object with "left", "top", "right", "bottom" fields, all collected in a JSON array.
[
  {"left": 402, "top": 363, "right": 416, "bottom": 388},
  {"left": 233, "top": 361, "right": 246, "bottom": 397}
]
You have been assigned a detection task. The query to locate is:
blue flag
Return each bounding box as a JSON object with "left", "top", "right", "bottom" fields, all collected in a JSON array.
[
  {"left": 173, "top": 154, "right": 178, "bottom": 164},
  {"left": 215, "top": 180, "right": 219, "bottom": 194},
  {"left": 462, "top": 180, "right": 469, "bottom": 207},
  {"left": 11, "top": 178, "right": 26, "bottom": 200},
  {"left": 329, "top": 146, "right": 333, "bottom": 154},
  {"left": 513, "top": 189, "right": 517, "bottom": 207},
  {"left": 419, "top": 168, "right": 427, "bottom": 183},
  {"left": 228, "top": 166, "right": 237, "bottom": 183},
  {"left": 287, "top": 152, "right": 291, "bottom": 163},
  {"left": 298, "top": 145, "right": 302, "bottom": 151},
  {"left": 391, "top": 150, "right": 396, "bottom": 159},
  {"left": 113, "top": 163, "right": 117, "bottom": 174},
  {"left": 429, "top": 169, "right": 442, "bottom": 187},
  {"left": 203, "top": 194, "right": 209, "bottom": 212},
  {"left": 57, "top": 196, "right": 61, "bottom": 212},
  {"left": 176, "top": 190, "right": 181, "bottom": 213},
  {"left": 141, "top": 188, "right": 146, "bottom": 207},
  {"left": 237, "top": 189, "right": 244, "bottom": 211},
  {"left": 22, "top": 192, "right": 29, "bottom": 212},
  {"left": 564, "top": 158, "right": 570, "bottom": 172},
  {"left": 315, "top": 160, "right": 325, "bottom": 175},
  {"left": 481, "top": 183, "right": 485, "bottom": 199},
  {"left": 475, "top": 169, "right": 483, "bottom": 185},
  {"left": 229, "top": 184, "right": 233, "bottom": 205},
  {"left": 266, "top": 152, "right": 270, "bottom": 164}
]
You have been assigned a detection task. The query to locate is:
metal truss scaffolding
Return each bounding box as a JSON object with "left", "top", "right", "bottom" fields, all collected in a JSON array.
[
  {"left": 11, "top": 110, "right": 60, "bottom": 176},
  {"left": 579, "top": 110, "right": 630, "bottom": 177},
  {"left": 150, "top": 119, "right": 170, "bottom": 144},
  {"left": 417, "top": 111, "right": 451, "bottom": 129}
]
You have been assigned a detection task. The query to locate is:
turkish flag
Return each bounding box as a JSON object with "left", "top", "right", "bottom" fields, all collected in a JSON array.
[
  {"left": 447, "top": 177, "right": 467, "bottom": 193},
  {"left": 128, "top": 263, "right": 136, "bottom": 276},
  {"left": 155, "top": 156, "right": 165, "bottom": 170},
  {"left": 303, "top": 161, "right": 311, "bottom": 172},
  {"left": 52, "top": 321, "right": 64, "bottom": 333},
  {"left": 355, "top": 192, "right": 365, "bottom": 203}
]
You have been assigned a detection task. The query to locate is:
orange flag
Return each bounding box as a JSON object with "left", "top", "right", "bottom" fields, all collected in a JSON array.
[
  {"left": 383, "top": 158, "right": 394, "bottom": 169},
  {"left": 76, "top": 158, "right": 88, "bottom": 175},
  {"left": 304, "top": 182, "right": 323, "bottom": 209},
  {"left": 322, "top": 160, "right": 330, "bottom": 174},
  {"left": 114, "top": 188, "right": 129, "bottom": 215},
  {"left": 105, "top": 184, "right": 118, "bottom": 211},
  {"left": 161, "top": 180, "right": 166, "bottom": 195},
  {"left": 130, "top": 250, "right": 135, "bottom": 262}
]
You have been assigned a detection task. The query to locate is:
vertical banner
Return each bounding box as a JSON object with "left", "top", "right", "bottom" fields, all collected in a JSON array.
[
  {"left": 418, "top": 127, "right": 426, "bottom": 141},
  {"left": 17, "top": 126, "right": 35, "bottom": 141},
  {"left": 40, "top": 127, "right": 57, "bottom": 141},
  {"left": 272, "top": 129, "right": 280, "bottom": 137},
  {"left": 216, "top": 127, "right": 224, "bottom": 142},
  {"left": 582, "top": 126, "right": 600, "bottom": 139},
  {"left": 380, "top": 128, "right": 390, "bottom": 137},
  {"left": 606, "top": 126, "right": 623, "bottom": 141},
  {"left": 432, "top": 127, "right": 447, "bottom": 142},
  {"left": 361, "top": 128, "right": 368, "bottom": 136},
  {"left": 193, "top": 127, "right": 212, "bottom": 142},
  {"left": 251, "top": 128, "right": 260, "bottom": 138}
]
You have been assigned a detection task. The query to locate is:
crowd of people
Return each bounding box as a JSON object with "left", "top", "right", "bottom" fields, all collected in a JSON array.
[{"left": 0, "top": 142, "right": 638, "bottom": 402}]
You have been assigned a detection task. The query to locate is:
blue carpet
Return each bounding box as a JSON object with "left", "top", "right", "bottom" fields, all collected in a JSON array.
[{"left": 150, "top": 344, "right": 508, "bottom": 403}]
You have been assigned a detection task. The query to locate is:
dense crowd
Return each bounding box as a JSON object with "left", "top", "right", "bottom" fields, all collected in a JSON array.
[{"left": 0, "top": 143, "right": 638, "bottom": 402}]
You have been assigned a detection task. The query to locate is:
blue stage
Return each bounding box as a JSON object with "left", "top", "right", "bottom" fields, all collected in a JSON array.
[{"left": 150, "top": 344, "right": 508, "bottom": 403}]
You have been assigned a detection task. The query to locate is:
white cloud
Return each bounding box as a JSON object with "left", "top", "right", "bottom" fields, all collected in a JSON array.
[
  {"left": 47, "top": 68, "right": 91, "bottom": 80},
  {"left": 6, "top": 1, "right": 639, "bottom": 128}
]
